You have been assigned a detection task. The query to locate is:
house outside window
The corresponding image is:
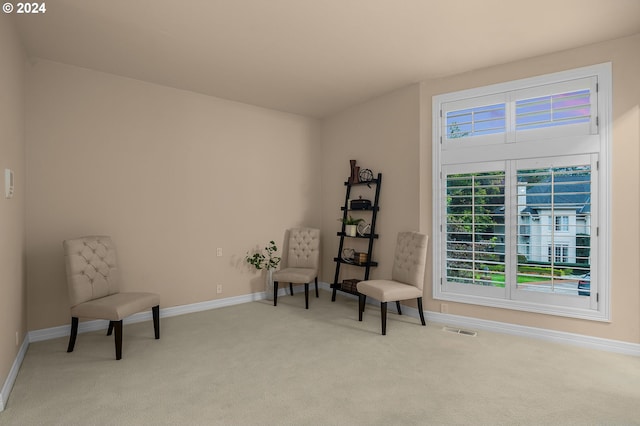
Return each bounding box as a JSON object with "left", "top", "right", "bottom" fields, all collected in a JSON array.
[{"left": 432, "top": 63, "right": 611, "bottom": 321}]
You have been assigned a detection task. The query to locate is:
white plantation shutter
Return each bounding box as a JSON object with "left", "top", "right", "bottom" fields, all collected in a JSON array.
[
  {"left": 441, "top": 93, "right": 508, "bottom": 148},
  {"left": 432, "top": 63, "right": 610, "bottom": 321},
  {"left": 514, "top": 77, "right": 598, "bottom": 142},
  {"left": 442, "top": 78, "right": 597, "bottom": 144},
  {"left": 442, "top": 163, "right": 507, "bottom": 299}
]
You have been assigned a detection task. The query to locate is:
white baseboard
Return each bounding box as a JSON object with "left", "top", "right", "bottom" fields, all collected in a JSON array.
[
  {"left": 0, "top": 336, "right": 29, "bottom": 412},
  {"left": 3, "top": 283, "right": 638, "bottom": 412},
  {"left": 326, "top": 281, "right": 640, "bottom": 355},
  {"left": 427, "top": 310, "right": 640, "bottom": 356},
  {"left": 391, "top": 304, "right": 640, "bottom": 357},
  {"left": 28, "top": 291, "right": 270, "bottom": 343}
]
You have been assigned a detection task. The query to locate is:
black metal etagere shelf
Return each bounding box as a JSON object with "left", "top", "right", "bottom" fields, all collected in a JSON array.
[{"left": 331, "top": 173, "right": 382, "bottom": 301}]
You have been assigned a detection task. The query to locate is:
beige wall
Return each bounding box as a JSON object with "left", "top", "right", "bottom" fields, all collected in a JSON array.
[
  {"left": 8, "top": 25, "right": 640, "bottom": 350},
  {"left": 323, "top": 34, "right": 640, "bottom": 344},
  {"left": 25, "top": 59, "right": 321, "bottom": 330},
  {"left": 320, "top": 85, "right": 421, "bottom": 285},
  {"left": 0, "top": 15, "right": 27, "bottom": 393}
]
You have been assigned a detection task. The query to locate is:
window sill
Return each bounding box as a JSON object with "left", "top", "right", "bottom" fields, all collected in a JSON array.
[{"left": 433, "top": 291, "right": 610, "bottom": 322}]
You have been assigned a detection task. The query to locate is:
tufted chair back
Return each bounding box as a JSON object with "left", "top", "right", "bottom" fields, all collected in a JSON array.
[
  {"left": 391, "top": 232, "right": 428, "bottom": 290},
  {"left": 285, "top": 228, "right": 320, "bottom": 270},
  {"left": 64, "top": 236, "right": 120, "bottom": 307}
]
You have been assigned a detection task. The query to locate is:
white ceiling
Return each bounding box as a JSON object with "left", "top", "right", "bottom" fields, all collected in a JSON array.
[{"left": 12, "top": 0, "right": 640, "bottom": 118}]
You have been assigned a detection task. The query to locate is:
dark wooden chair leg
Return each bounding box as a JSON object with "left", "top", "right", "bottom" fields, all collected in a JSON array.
[
  {"left": 114, "top": 320, "right": 123, "bottom": 360},
  {"left": 417, "top": 297, "right": 426, "bottom": 326},
  {"left": 273, "top": 281, "right": 279, "bottom": 306},
  {"left": 314, "top": 277, "right": 319, "bottom": 298},
  {"left": 381, "top": 302, "right": 388, "bottom": 335},
  {"left": 396, "top": 301, "right": 402, "bottom": 315},
  {"left": 107, "top": 321, "right": 114, "bottom": 336},
  {"left": 67, "top": 317, "right": 79, "bottom": 353},
  {"left": 331, "top": 286, "right": 337, "bottom": 302},
  {"left": 358, "top": 294, "right": 366, "bottom": 321},
  {"left": 152, "top": 305, "right": 160, "bottom": 339},
  {"left": 289, "top": 283, "right": 294, "bottom": 296},
  {"left": 304, "top": 283, "right": 309, "bottom": 309}
]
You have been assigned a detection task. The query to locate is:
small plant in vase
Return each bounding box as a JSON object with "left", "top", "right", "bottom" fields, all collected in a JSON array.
[
  {"left": 245, "top": 240, "right": 281, "bottom": 270},
  {"left": 340, "top": 216, "right": 364, "bottom": 237},
  {"left": 245, "top": 240, "right": 281, "bottom": 299}
]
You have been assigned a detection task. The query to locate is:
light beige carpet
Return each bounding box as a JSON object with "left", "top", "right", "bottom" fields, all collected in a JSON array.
[{"left": 1, "top": 290, "right": 639, "bottom": 425}]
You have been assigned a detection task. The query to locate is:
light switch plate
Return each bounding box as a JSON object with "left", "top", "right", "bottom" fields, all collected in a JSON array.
[{"left": 5, "top": 169, "right": 14, "bottom": 199}]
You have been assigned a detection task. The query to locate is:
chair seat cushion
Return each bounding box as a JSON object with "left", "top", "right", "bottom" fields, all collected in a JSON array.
[
  {"left": 357, "top": 280, "right": 422, "bottom": 302},
  {"left": 70, "top": 292, "right": 160, "bottom": 321},
  {"left": 272, "top": 268, "right": 317, "bottom": 284}
]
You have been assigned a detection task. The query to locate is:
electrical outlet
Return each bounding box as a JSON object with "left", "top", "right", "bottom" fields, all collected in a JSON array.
[
  {"left": 440, "top": 303, "right": 449, "bottom": 314},
  {"left": 216, "top": 284, "right": 223, "bottom": 294},
  {"left": 216, "top": 248, "right": 223, "bottom": 257}
]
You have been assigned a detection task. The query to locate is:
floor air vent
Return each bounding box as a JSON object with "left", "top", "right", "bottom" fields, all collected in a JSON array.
[{"left": 443, "top": 326, "right": 477, "bottom": 337}]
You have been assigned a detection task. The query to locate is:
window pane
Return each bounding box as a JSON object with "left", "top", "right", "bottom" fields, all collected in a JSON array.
[
  {"left": 516, "top": 166, "right": 591, "bottom": 296},
  {"left": 516, "top": 89, "right": 590, "bottom": 131},
  {"left": 555, "top": 216, "right": 569, "bottom": 231},
  {"left": 446, "top": 104, "right": 506, "bottom": 139},
  {"left": 446, "top": 171, "right": 505, "bottom": 287}
]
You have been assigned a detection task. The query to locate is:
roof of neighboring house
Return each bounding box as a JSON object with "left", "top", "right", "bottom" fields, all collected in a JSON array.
[{"left": 522, "top": 174, "right": 590, "bottom": 214}]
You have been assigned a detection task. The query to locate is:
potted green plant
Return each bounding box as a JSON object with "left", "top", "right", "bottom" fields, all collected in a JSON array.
[
  {"left": 245, "top": 240, "right": 281, "bottom": 300},
  {"left": 340, "top": 216, "right": 363, "bottom": 237}
]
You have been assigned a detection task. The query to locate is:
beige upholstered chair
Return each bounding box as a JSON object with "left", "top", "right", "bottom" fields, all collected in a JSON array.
[
  {"left": 63, "top": 236, "right": 160, "bottom": 360},
  {"left": 357, "top": 232, "right": 428, "bottom": 335},
  {"left": 272, "top": 228, "right": 320, "bottom": 309}
]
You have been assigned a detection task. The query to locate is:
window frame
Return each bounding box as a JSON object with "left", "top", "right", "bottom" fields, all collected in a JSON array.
[
  {"left": 431, "top": 63, "right": 611, "bottom": 321},
  {"left": 555, "top": 216, "right": 569, "bottom": 232}
]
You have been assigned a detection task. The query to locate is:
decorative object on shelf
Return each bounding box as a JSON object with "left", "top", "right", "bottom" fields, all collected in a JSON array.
[
  {"left": 354, "top": 252, "right": 368, "bottom": 265},
  {"left": 341, "top": 248, "right": 355, "bottom": 262},
  {"left": 348, "top": 159, "right": 360, "bottom": 184},
  {"left": 245, "top": 240, "right": 281, "bottom": 300},
  {"left": 359, "top": 168, "right": 374, "bottom": 183},
  {"left": 350, "top": 196, "right": 371, "bottom": 210},
  {"left": 357, "top": 221, "right": 371, "bottom": 237},
  {"left": 340, "top": 215, "right": 364, "bottom": 237},
  {"left": 342, "top": 279, "right": 360, "bottom": 293}
]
